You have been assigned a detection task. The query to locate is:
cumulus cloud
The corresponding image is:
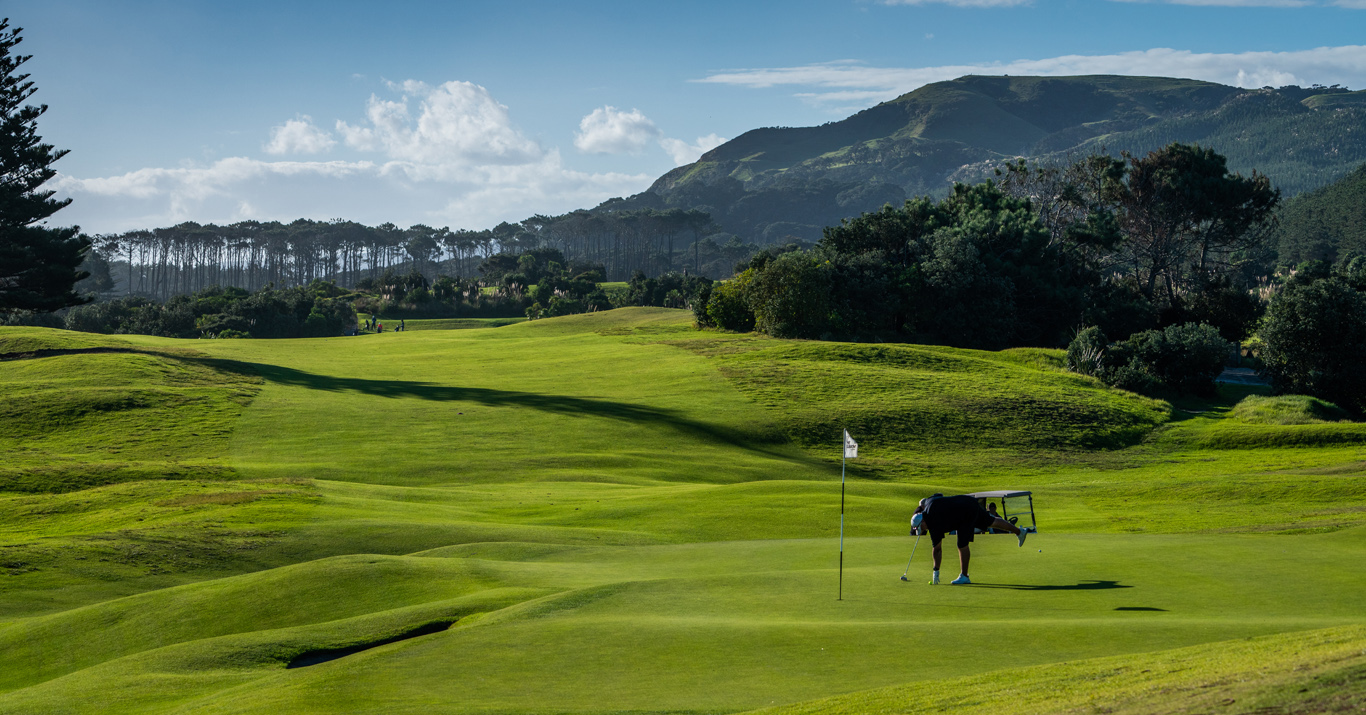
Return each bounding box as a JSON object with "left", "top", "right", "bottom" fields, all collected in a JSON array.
[
  {"left": 336, "top": 80, "right": 543, "bottom": 166},
  {"left": 574, "top": 106, "right": 662, "bottom": 154},
  {"left": 52, "top": 81, "right": 652, "bottom": 233},
  {"left": 573, "top": 106, "right": 727, "bottom": 166},
  {"left": 659, "top": 134, "right": 728, "bottom": 166},
  {"left": 696, "top": 45, "right": 1366, "bottom": 106},
  {"left": 264, "top": 116, "right": 336, "bottom": 155}
]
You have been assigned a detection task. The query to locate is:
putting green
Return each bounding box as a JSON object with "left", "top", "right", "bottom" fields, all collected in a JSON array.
[{"left": 2, "top": 309, "right": 1365, "bottom": 713}]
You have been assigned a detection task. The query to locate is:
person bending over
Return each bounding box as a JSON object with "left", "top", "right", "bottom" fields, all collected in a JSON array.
[{"left": 912, "top": 494, "right": 1026, "bottom": 585}]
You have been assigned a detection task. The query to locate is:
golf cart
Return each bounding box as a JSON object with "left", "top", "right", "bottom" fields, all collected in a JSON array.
[{"left": 968, "top": 490, "right": 1037, "bottom": 534}]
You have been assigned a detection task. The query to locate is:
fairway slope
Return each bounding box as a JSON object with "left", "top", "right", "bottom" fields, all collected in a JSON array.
[
  {"left": 3, "top": 310, "right": 1366, "bottom": 713},
  {"left": 748, "top": 624, "right": 1366, "bottom": 715}
]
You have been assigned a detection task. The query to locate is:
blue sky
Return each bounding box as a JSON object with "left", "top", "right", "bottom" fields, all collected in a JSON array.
[{"left": 12, "top": 0, "right": 1366, "bottom": 233}]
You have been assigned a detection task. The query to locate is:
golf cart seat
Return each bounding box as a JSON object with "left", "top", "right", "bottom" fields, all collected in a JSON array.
[{"left": 967, "top": 490, "right": 1037, "bottom": 534}]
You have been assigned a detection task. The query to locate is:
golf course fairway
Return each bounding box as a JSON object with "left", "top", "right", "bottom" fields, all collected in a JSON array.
[{"left": 2, "top": 307, "right": 1364, "bottom": 714}]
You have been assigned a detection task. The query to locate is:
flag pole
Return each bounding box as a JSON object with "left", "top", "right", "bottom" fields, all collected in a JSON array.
[{"left": 839, "top": 430, "right": 846, "bottom": 601}]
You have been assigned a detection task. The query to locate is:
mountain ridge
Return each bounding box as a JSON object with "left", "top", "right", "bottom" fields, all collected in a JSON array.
[{"left": 616, "top": 74, "right": 1366, "bottom": 244}]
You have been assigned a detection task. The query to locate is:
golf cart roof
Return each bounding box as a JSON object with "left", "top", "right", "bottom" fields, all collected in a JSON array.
[{"left": 968, "top": 490, "right": 1032, "bottom": 499}]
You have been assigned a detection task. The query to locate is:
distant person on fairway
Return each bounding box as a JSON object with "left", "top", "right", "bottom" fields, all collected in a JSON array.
[{"left": 913, "top": 494, "right": 1026, "bottom": 585}]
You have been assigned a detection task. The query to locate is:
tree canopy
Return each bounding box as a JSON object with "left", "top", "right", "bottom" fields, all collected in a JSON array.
[
  {"left": 0, "top": 18, "right": 89, "bottom": 314},
  {"left": 704, "top": 143, "right": 1279, "bottom": 349}
]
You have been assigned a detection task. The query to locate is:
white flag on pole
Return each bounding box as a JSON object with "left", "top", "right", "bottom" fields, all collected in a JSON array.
[{"left": 844, "top": 430, "right": 858, "bottom": 459}]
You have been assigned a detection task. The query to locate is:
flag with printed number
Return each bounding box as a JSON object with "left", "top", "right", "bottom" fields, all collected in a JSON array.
[{"left": 843, "top": 430, "right": 858, "bottom": 459}]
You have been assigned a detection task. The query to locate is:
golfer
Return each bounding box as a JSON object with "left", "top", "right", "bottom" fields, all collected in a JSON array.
[{"left": 912, "top": 494, "right": 1027, "bottom": 585}]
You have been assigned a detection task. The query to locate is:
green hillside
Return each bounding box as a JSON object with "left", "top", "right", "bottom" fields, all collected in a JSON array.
[
  {"left": 635, "top": 75, "right": 1366, "bottom": 243},
  {"left": 1272, "top": 161, "right": 1366, "bottom": 265},
  {"left": 3, "top": 309, "right": 1366, "bottom": 713}
]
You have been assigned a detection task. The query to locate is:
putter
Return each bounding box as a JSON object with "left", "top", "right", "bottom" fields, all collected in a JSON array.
[{"left": 898, "top": 532, "right": 922, "bottom": 581}]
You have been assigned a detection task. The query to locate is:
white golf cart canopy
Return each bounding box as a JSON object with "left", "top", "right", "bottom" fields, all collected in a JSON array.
[{"left": 968, "top": 490, "right": 1038, "bottom": 533}]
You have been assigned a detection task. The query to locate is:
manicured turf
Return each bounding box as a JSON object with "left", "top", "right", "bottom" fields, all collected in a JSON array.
[
  {"left": 2, "top": 309, "right": 1365, "bottom": 713},
  {"left": 753, "top": 624, "right": 1366, "bottom": 715},
  {"left": 372, "top": 317, "right": 526, "bottom": 331}
]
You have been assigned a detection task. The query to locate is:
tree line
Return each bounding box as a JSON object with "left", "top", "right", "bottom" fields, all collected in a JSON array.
[
  {"left": 82, "top": 207, "right": 732, "bottom": 303},
  {"left": 696, "top": 143, "right": 1278, "bottom": 353}
]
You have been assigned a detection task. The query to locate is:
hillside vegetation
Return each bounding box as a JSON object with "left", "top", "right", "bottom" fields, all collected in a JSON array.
[
  {"left": 3, "top": 309, "right": 1366, "bottom": 713},
  {"left": 1273, "top": 161, "right": 1366, "bottom": 265},
  {"left": 631, "top": 75, "right": 1366, "bottom": 243}
]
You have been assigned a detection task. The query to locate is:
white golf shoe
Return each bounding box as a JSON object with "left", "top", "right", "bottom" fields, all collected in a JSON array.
[
  {"left": 950, "top": 574, "right": 971, "bottom": 585},
  {"left": 929, "top": 570, "right": 940, "bottom": 585},
  {"left": 1017, "top": 529, "right": 1028, "bottom": 548}
]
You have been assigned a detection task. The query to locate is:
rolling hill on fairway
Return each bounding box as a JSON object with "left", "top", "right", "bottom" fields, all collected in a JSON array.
[
  {"left": 612, "top": 75, "right": 1366, "bottom": 243},
  {"left": 3, "top": 309, "right": 1366, "bottom": 713}
]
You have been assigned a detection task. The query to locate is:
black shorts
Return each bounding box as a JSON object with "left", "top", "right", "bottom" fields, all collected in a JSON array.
[{"left": 924, "top": 495, "right": 997, "bottom": 549}]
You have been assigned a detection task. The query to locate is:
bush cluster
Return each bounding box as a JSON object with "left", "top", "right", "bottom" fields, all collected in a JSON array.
[
  {"left": 1066, "top": 323, "right": 1232, "bottom": 397},
  {"left": 64, "top": 282, "right": 357, "bottom": 339},
  {"left": 1258, "top": 274, "right": 1366, "bottom": 413}
]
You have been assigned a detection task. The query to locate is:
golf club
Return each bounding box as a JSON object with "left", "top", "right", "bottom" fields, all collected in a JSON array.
[{"left": 899, "top": 532, "right": 922, "bottom": 581}]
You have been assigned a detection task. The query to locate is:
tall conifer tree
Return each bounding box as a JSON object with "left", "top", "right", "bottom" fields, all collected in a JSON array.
[{"left": 0, "top": 17, "right": 88, "bottom": 314}]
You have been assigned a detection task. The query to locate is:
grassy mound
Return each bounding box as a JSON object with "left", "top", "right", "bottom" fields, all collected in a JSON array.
[
  {"left": 693, "top": 339, "right": 1169, "bottom": 452},
  {"left": 1232, "top": 394, "right": 1350, "bottom": 425},
  {"left": 0, "top": 343, "right": 261, "bottom": 493},
  {"left": 0, "top": 326, "right": 134, "bottom": 356}
]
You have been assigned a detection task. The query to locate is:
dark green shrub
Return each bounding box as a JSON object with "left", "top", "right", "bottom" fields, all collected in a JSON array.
[
  {"left": 1068, "top": 322, "right": 1231, "bottom": 396},
  {"left": 747, "top": 251, "right": 833, "bottom": 339},
  {"left": 1259, "top": 277, "right": 1366, "bottom": 413},
  {"left": 704, "top": 274, "right": 754, "bottom": 332},
  {"left": 546, "top": 296, "right": 583, "bottom": 317},
  {"left": 1111, "top": 322, "right": 1232, "bottom": 396},
  {"left": 1065, "top": 326, "right": 1108, "bottom": 377}
]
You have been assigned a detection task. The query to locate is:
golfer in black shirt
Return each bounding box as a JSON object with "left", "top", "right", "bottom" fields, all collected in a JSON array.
[{"left": 912, "top": 494, "right": 1027, "bottom": 585}]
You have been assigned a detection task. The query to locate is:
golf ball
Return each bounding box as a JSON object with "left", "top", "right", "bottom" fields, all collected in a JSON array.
[{"left": 1038, "top": 549, "right": 1042, "bottom": 552}]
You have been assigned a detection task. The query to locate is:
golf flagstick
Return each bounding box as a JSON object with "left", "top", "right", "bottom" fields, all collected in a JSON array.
[{"left": 839, "top": 430, "right": 857, "bottom": 600}]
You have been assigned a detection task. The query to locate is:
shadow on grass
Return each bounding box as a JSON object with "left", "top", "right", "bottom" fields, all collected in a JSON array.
[
  {"left": 969, "top": 580, "right": 1133, "bottom": 591},
  {"left": 180, "top": 357, "right": 810, "bottom": 462},
  {"left": 287, "top": 621, "right": 454, "bottom": 668}
]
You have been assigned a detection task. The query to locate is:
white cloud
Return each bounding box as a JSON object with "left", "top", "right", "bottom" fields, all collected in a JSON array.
[
  {"left": 574, "top": 106, "right": 662, "bottom": 154},
  {"left": 659, "top": 134, "right": 728, "bottom": 166},
  {"left": 574, "top": 105, "right": 727, "bottom": 166},
  {"left": 52, "top": 81, "right": 653, "bottom": 233},
  {"left": 696, "top": 45, "right": 1366, "bottom": 106},
  {"left": 263, "top": 116, "right": 336, "bottom": 155},
  {"left": 336, "top": 80, "right": 543, "bottom": 165}
]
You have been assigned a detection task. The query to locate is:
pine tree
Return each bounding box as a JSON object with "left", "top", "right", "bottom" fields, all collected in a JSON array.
[{"left": 0, "top": 18, "right": 89, "bottom": 314}]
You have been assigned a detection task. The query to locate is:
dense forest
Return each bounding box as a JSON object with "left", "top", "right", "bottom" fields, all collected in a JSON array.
[{"left": 1272, "top": 162, "right": 1366, "bottom": 265}]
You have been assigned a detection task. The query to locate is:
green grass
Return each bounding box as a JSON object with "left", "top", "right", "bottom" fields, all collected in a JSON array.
[
  {"left": 0, "top": 330, "right": 261, "bottom": 494},
  {"left": 751, "top": 624, "right": 1366, "bottom": 715},
  {"left": 373, "top": 317, "right": 525, "bottom": 331},
  {"left": 1231, "top": 394, "right": 1350, "bottom": 425},
  {"left": 3, "top": 308, "right": 1366, "bottom": 713}
]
